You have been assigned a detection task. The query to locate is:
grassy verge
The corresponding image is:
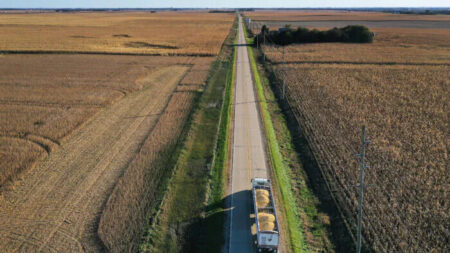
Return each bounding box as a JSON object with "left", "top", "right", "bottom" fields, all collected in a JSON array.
[
  {"left": 201, "top": 25, "right": 237, "bottom": 251},
  {"left": 139, "top": 18, "right": 237, "bottom": 253},
  {"left": 243, "top": 21, "right": 307, "bottom": 253}
]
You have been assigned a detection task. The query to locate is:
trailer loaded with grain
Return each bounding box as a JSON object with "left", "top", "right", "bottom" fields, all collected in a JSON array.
[{"left": 252, "top": 178, "right": 280, "bottom": 252}]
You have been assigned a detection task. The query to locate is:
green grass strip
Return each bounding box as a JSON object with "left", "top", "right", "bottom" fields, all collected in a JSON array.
[
  {"left": 209, "top": 28, "right": 237, "bottom": 204},
  {"left": 243, "top": 22, "right": 307, "bottom": 253}
]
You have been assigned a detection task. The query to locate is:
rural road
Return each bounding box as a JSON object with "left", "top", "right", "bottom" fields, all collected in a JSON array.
[{"left": 227, "top": 16, "right": 271, "bottom": 253}]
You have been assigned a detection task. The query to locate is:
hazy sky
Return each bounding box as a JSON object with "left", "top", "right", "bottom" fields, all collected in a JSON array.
[{"left": 1, "top": 0, "right": 449, "bottom": 8}]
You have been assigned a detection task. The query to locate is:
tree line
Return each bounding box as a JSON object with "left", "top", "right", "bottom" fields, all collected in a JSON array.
[{"left": 254, "top": 24, "right": 374, "bottom": 45}]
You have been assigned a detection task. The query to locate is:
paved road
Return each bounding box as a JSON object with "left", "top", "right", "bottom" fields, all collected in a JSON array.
[{"left": 228, "top": 16, "right": 270, "bottom": 253}]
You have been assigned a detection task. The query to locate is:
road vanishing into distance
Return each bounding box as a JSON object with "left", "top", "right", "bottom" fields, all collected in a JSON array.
[{"left": 227, "top": 16, "right": 272, "bottom": 253}]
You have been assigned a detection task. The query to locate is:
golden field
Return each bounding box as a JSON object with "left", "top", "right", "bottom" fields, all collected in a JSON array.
[
  {"left": 245, "top": 10, "right": 450, "bottom": 21},
  {"left": 247, "top": 10, "right": 450, "bottom": 65},
  {"left": 0, "top": 11, "right": 235, "bottom": 252},
  {"left": 0, "top": 55, "right": 214, "bottom": 252},
  {"left": 263, "top": 28, "right": 450, "bottom": 64},
  {"left": 249, "top": 10, "right": 449, "bottom": 253},
  {"left": 0, "top": 54, "right": 213, "bottom": 190},
  {"left": 0, "top": 11, "right": 234, "bottom": 55},
  {"left": 280, "top": 63, "right": 449, "bottom": 252}
]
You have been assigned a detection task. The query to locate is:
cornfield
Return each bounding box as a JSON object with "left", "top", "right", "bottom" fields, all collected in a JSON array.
[
  {"left": 98, "top": 91, "right": 198, "bottom": 252},
  {"left": 270, "top": 63, "right": 449, "bottom": 252},
  {"left": 0, "top": 12, "right": 235, "bottom": 55},
  {"left": 250, "top": 11, "right": 449, "bottom": 251},
  {"left": 0, "top": 54, "right": 214, "bottom": 190}
]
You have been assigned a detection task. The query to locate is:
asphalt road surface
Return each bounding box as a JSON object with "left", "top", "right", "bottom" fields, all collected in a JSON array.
[{"left": 227, "top": 16, "right": 270, "bottom": 253}]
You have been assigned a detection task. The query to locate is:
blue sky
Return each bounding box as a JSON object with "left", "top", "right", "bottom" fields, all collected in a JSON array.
[{"left": 1, "top": 0, "right": 449, "bottom": 8}]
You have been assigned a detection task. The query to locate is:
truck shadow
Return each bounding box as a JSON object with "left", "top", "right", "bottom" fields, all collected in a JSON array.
[
  {"left": 234, "top": 43, "right": 254, "bottom": 47},
  {"left": 182, "top": 190, "right": 258, "bottom": 253}
]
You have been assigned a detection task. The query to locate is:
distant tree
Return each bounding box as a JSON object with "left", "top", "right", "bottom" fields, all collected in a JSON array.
[
  {"left": 255, "top": 25, "right": 373, "bottom": 46},
  {"left": 261, "top": 25, "right": 269, "bottom": 36},
  {"left": 342, "top": 25, "right": 373, "bottom": 43}
]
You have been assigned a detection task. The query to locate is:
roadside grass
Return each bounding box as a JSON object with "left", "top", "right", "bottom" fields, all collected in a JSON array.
[
  {"left": 200, "top": 25, "right": 237, "bottom": 251},
  {"left": 243, "top": 21, "right": 307, "bottom": 253},
  {"left": 139, "top": 17, "right": 237, "bottom": 252}
]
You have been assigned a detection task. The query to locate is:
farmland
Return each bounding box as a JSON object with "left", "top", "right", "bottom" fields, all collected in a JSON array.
[
  {"left": 246, "top": 10, "right": 449, "bottom": 252},
  {"left": 247, "top": 12, "right": 450, "bottom": 65},
  {"left": 0, "top": 54, "right": 214, "bottom": 190},
  {"left": 261, "top": 28, "right": 450, "bottom": 64},
  {"left": 0, "top": 11, "right": 234, "bottom": 55},
  {"left": 0, "top": 10, "right": 234, "bottom": 252},
  {"left": 245, "top": 10, "right": 450, "bottom": 21}
]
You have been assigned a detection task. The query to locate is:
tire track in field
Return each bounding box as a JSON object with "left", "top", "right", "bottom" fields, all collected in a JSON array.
[{"left": 0, "top": 65, "right": 189, "bottom": 253}]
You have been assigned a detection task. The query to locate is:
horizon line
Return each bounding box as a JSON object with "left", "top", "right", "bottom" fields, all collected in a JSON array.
[{"left": 1, "top": 7, "right": 450, "bottom": 10}]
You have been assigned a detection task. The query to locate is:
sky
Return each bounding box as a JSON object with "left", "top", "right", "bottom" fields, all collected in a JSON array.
[{"left": 1, "top": 0, "right": 449, "bottom": 9}]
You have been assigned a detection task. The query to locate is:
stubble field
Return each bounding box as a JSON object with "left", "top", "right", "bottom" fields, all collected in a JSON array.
[
  {"left": 0, "top": 11, "right": 234, "bottom": 55},
  {"left": 245, "top": 10, "right": 450, "bottom": 21},
  {"left": 262, "top": 28, "right": 450, "bottom": 64},
  {"left": 0, "top": 54, "right": 213, "bottom": 190},
  {"left": 246, "top": 10, "right": 449, "bottom": 253},
  {"left": 0, "top": 11, "right": 233, "bottom": 252}
]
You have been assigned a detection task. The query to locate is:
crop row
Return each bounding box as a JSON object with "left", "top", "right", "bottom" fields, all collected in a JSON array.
[
  {"left": 268, "top": 63, "right": 448, "bottom": 252},
  {"left": 0, "top": 54, "right": 212, "bottom": 190},
  {"left": 0, "top": 12, "right": 235, "bottom": 56},
  {"left": 98, "top": 91, "right": 197, "bottom": 252}
]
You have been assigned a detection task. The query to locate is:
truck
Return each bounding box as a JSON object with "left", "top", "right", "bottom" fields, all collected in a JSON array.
[{"left": 251, "top": 178, "right": 280, "bottom": 252}]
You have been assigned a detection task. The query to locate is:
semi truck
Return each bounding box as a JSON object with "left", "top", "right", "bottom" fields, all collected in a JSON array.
[{"left": 251, "top": 178, "right": 280, "bottom": 252}]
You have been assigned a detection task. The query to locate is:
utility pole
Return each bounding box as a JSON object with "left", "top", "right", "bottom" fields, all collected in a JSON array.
[
  {"left": 263, "top": 31, "right": 265, "bottom": 62},
  {"left": 282, "top": 46, "right": 286, "bottom": 99},
  {"left": 355, "top": 125, "right": 370, "bottom": 253},
  {"left": 256, "top": 32, "right": 259, "bottom": 48}
]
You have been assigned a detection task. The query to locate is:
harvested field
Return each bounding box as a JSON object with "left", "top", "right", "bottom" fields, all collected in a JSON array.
[
  {"left": 273, "top": 63, "right": 449, "bottom": 252},
  {"left": 0, "top": 54, "right": 214, "bottom": 189},
  {"left": 250, "top": 10, "right": 449, "bottom": 252},
  {"left": 245, "top": 10, "right": 450, "bottom": 21},
  {"left": 248, "top": 10, "right": 450, "bottom": 65},
  {"left": 98, "top": 91, "right": 198, "bottom": 252},
  {"left": 262, "top": 28, "right": 450, "bottom": 65},
  {"left": 251, "top": 20, "right": 450, "bottom": 29},
  {"left": 179, "top": 57, "right": 215, "bottom": 85},
  {"left": 0, "top": 10, "right": 230, "bottom": 253},
  {"left": 0, "top": 12, "right": 234, "bottom": 55},
  {"left": 0, "top": 65, "right": 192, "bottom": 252}
]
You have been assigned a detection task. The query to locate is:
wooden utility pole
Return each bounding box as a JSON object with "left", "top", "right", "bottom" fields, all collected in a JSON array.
[
  {"left": 263, "top": 30, "right": 265, "bottom": 62},
  {"left": 257, "top": 33, "right": 259, "bottom": 48},
  {"left": 356, "top": 125, "right": 370, "bottom": 253},
  {"left": 282, "top": 46, "right": 286, "bottom": 99}
]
